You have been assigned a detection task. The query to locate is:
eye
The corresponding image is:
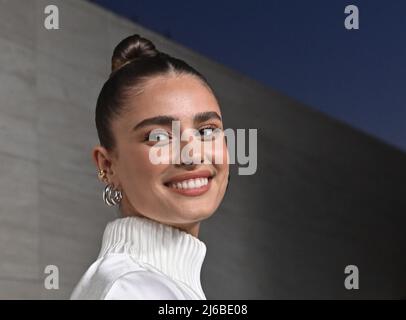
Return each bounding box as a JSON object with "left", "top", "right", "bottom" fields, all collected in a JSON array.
[
  {"left": 198, "top": 126, "right": 219, "bottom": 140},
  {"left": 146, "top": 130, "right": 171, "bottom": 144}
]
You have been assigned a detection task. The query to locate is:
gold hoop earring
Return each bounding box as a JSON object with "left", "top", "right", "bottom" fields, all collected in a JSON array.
[{"left": 98, "top": 169, "right": 108, "bottom": 182}]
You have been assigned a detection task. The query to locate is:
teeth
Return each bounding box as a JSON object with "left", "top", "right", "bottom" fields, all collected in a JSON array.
[{"left": 170, "top": 177, "right": 209, "bottom": 190}]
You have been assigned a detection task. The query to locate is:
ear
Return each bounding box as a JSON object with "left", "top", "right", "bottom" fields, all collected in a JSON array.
[{"left": 92, "top": 145, "right": 119, "bottom": 186}]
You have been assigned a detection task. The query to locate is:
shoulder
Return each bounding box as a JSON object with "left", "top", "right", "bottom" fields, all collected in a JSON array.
[
  {"left": 70, "top": 254, "right": 187, "bottom": 300},
  {"left": 70, "top": 254, "right": 143, "bottom": 299},
  {"left": 104, "top": 270, "right": 187, "bottom": 300}
]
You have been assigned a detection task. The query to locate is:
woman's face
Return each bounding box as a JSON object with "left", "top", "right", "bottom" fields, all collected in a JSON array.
[{"left": 95, "top": 74, "right": 229, "bottom": 230}]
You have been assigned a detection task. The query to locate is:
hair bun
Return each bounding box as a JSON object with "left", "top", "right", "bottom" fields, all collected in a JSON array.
[{"left": 111, "top": 34, "right": 159, "bottom": 73}]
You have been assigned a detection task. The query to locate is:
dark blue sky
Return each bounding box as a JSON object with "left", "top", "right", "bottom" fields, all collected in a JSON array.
[{"left": 90, "top": 0, "right": 406, "bottom": 151}]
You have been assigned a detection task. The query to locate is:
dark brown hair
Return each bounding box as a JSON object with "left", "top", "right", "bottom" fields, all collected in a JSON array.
[{"left": 95, "top": 34, "right": 214, "bottom": 154}]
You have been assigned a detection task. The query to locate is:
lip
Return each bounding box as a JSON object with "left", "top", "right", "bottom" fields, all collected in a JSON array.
[
  {"left": 164, "top": 170, "right": 214, "bottom": 197},
  {"left": 164, "top": 170, "right": 213, "bottom": 184}
]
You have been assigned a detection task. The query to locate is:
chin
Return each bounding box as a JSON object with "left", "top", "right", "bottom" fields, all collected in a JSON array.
[
  {"left": 171, "top": 203, "right": 216, "bottom": 223},
  {"left": 157, "top": 182, "right": 221, "bottom": 222}
]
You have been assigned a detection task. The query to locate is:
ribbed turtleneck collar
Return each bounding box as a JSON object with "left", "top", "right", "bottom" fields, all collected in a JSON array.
[{"left": 97, "top": 215, "right": 207, "bottom": 299}]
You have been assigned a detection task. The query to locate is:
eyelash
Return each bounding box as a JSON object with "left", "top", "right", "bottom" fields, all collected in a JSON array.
[
  {"left": 143, "top": 125, "right": 220, "bottom": 142},
  {"left": 143, "top": 130, "right": 171, "bottom": 142},
  {"left": 198, "top": 125, "right": 218, "bottom": 136}
]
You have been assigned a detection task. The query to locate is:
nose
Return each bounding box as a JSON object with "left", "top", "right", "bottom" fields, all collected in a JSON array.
[
  {"left": 174, "top": 158, "right": 204, "bottom": 168},
  {"left": 174, "top": 134, "right": 205, "bottom": 166}
]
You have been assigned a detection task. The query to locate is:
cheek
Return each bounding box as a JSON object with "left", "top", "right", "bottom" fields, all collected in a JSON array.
[{"left": 120, "top": 145, "right": 165, "bottom": 188}]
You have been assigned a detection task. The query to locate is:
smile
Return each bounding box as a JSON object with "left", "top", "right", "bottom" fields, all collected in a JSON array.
[{"left": 164, "top": 171, "right": 213, "bottom": 196}]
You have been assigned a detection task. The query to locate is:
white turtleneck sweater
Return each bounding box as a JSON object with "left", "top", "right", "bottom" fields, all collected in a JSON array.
[{"left": 70, "top": 215, "right": 207, "bottom": 300}]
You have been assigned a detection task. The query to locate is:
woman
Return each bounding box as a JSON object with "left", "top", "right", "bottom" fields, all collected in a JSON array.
[{"left": 70, "top": 34, "right": 229, "bottom": 300}]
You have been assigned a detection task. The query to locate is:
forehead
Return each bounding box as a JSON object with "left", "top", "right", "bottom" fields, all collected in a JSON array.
[{"left": 123, "top": 74, "right": 221, "bottom": 122}]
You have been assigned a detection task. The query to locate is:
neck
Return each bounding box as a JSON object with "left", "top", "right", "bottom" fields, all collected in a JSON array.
[
  {"left": 119, "top": 194, "right": 201, "bottom": 237},
  {"left": 98, "top": 215, "right": 207, "bottom": 299}
]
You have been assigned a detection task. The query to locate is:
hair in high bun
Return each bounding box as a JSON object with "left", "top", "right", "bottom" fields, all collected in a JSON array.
[
  {"left": 95, "top": 34, "right": 214, "bottom": 153},
  {"left": 111, "top": 34, "right": 159, "bottom": 73}
]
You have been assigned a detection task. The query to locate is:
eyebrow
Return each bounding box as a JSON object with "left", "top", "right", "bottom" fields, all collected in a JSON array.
[{"left": 132, "top": 111, "right": 222, "bottom": 132}]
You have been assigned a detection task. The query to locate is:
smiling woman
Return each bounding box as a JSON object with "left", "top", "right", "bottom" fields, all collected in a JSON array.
[{"left": 70, "top": 34, "right": 230, "bottom": 300}]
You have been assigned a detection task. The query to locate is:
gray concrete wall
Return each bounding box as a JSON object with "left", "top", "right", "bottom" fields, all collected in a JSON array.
[{"left": 0, "top": 0, "right": 405, "bottom": 299}]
